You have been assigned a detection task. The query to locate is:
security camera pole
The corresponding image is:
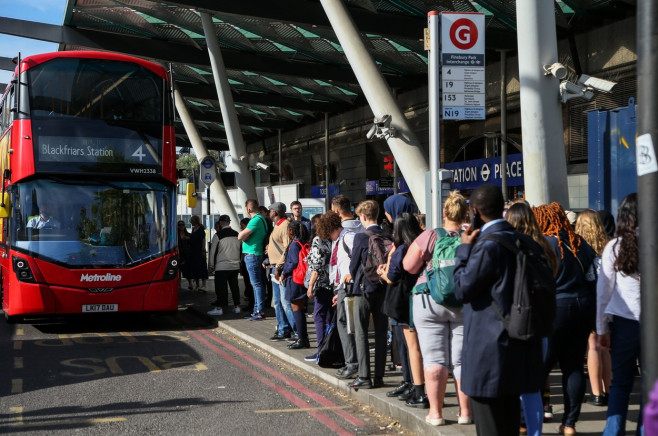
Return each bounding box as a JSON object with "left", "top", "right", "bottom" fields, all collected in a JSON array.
[
  {"left": 637, "top": 0, "right": 658, "bottom": 403},
  {"left": 516, "top": 1, "right": 569, "bottom": 206}
]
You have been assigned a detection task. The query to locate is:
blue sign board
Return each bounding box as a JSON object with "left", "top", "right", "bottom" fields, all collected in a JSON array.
[
  {"left": 445, "top": 153, "right": 524, "bottom": 190},
  {"left": 365, "top": 178, "right": 410, "bottom": 195},
  {"left": 310, "top": 184, "right": 340, "bottom": 199}
]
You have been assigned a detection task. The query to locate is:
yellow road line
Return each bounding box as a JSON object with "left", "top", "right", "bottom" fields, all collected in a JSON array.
[
  {"left": 9, "top": 417, "right": 126, "bottom": 427},
  {"left": 11, "top": 379, "right": 22, "bottom": 394},
  {"left": 13, "top": 357, "right": 23, "bottom": 369},
  {"left": 254, "top": 405, "right": 349, "bottom": 414}
]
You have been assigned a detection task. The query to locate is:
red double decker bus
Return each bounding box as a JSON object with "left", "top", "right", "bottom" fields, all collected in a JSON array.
[{"left": 0, "top": 51, "right": 179, "bottom": 322}]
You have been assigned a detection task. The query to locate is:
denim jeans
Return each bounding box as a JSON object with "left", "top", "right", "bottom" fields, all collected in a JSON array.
[
  {"left": 244, "top": 254, "right": 266, "bottom": 313},
  {"left": 272, "top": 274, "right": 294, "bottom": 335},
  {"left": 603, "top": 316, "right": 643, "bottom": 436}
]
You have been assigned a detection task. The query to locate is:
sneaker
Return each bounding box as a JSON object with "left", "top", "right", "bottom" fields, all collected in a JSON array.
[
  {"left": 232, "top": 306, "right": 241, "bottom": 314},
  {"left": 207, "top": 308, "right": 223, "bottom": 316},
  {"left": 544, "top": 405, "right": 553, "bottom": 421},
  {"left": 270, "top": 332, "right": 291, "bottom": 341},
  {"left": 304, "top": 353, "right": 318, "bottom": 362},
  {"left": 250, "top": 313, "right": 264, "bottom": 321}
]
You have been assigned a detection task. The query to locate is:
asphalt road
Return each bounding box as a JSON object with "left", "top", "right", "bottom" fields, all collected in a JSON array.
[{"left": 0, "top": 310, "right": 410, "bottom": 435}]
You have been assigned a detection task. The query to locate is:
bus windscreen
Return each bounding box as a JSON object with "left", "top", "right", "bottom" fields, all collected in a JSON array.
[{"left": 12, "top": 178, "right": 176, "bottom": 267}]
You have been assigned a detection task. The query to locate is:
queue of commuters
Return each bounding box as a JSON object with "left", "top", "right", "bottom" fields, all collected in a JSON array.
[{"left": 184, "top": 188, "right": 644, "bottom": 435}]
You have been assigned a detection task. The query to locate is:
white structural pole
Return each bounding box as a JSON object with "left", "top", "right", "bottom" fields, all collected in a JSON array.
[
  {"left": 174, "top": 88, "right": 240, "bottom": 229},
  {"left": 428, "top": 11, "right": 440, "bottom": 228},
  {"left": 516, "top": 1, "right": 569, "bottom": 207},
  {"left": 200, "top": 12, "right": 257, "bottom": 207},
  {"left": 320, "top": 0, "right": 430, "bottom": 212}
]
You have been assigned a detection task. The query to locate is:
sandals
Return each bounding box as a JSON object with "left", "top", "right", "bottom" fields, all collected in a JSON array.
[{"left": 558, "top": 424, "right": 577, "bottom": 435}]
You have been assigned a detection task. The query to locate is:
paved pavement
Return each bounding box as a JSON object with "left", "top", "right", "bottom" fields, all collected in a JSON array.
[{"left": 179, "top": 277, "right": 642, "bottom": 435}]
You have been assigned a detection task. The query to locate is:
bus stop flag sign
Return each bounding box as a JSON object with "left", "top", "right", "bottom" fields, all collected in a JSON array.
[
  {"left": 440, "top": 12, "right": 485, "bottom": 120},
  {"left": 199, "top": 156, "right": 216, "bottom": 187}
]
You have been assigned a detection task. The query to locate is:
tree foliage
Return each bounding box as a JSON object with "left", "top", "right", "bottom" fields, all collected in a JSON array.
[{"left": 176, "top": 150, "right": 222, "bottom": 179}]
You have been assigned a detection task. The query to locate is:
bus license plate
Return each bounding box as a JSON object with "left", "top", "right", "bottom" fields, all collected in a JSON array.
[{"left": 82, "top": 304, "right": 118, "bottom": 313}]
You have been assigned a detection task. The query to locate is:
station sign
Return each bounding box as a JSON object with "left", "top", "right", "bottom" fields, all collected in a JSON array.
[
  {"left": 365, "top": 178, "right": 410, "bottom": 196},
  {"left": 444, "top": 153, "right": 524, "bottom": 190},
  {"left": 440, "top": 12, "right": 485, "bottom": 120},
  {"left": 199, "top": 156, "right": 216, "bottom": 187},
  {"left": 310, "top": 184, "right": 340, "bottom": 199}
]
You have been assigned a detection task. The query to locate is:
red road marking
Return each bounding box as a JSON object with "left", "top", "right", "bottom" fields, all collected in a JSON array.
[
  {"left": 198, "top": 330, "right": 367, "bottom": 427},
  {"left": 188, "top": 330, "right": 356, "bottom": 435}
]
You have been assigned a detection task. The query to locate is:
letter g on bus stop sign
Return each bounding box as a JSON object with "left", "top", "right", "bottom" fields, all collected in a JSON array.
[{"left": 450, "top": 18, "right": 478, "bottom": 50}]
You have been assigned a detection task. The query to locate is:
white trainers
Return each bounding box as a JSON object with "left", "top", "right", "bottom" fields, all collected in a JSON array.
[
  {"left": 232, "top": 306, "right": 241, "bottom": 314},
  {"left": 207, "top": 308, "right": 223, "bottom": 316}
]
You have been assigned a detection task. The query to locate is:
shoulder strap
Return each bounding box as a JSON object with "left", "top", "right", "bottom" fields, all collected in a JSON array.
[
  {"left": 479, "top": 232, "right": 520, "bottom": 254},
  {"left": 271, "top": 237, "right": 284, "bottom": 255},
  {"left": 563, "top": 242, "right": 585, "bottom": 272},
  {"left": 435, "top": 227, "right": 448, "bottom": 238},
  {"left": 342, "top": 236, "right": 351, "bottom": 257}
]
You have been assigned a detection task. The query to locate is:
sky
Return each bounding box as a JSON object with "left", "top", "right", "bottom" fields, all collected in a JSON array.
[{"left": 0, "top": 0, "right": 67, "bottom": 84}]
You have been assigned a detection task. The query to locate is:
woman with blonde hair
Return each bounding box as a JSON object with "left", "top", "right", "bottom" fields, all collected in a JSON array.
[
  {"left": 403, "top": 191, "right": 472, "bottom": 426},
  {"left": 533, "top": 202, "right": 597, "bottom": 435},
  {"left": 575, "top": 209, "right": 611, "bottom": 407}
]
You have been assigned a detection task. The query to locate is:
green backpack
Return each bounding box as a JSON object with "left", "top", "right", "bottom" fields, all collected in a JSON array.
[{"left": 425, "top": 228, "right": 462, "bottom": 307}]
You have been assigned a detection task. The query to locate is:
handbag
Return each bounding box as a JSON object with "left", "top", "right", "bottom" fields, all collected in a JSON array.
[{"left": 316, "top": 310, "right": 344, "bottom": 367}]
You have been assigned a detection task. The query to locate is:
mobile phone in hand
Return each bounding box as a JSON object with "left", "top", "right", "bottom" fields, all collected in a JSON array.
[{"left": 470, "top": 212, "right": 484, "bottom": 231}]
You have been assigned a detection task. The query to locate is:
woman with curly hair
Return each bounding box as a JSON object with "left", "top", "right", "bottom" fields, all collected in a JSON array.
[
  {"left": 575, "top": 210, "right": 612, "bottom": 407},
  {"left": 533, "top": 202, "right": 597, "bottom": 435},
  {"left": 596, "top": 193, "right": 642, "bottom": 435}
]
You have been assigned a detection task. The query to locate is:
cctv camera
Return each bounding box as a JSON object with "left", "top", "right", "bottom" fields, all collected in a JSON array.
[
  {"left": 374, "top": 114, "right": 392, "bottom": 127},
  {"left": 559, "top": 80, "right": 594, "bottom": 103},
  {"left": 577, "top": 74, "right": 616, "bottom": 93},
  {"left": 543, "top": 63, "right": 568, "bottom": 80}
]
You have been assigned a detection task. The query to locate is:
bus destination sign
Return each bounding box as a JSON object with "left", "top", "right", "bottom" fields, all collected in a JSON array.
[{"left": 36, "top": 136, "right": 162, "bottom": 175}]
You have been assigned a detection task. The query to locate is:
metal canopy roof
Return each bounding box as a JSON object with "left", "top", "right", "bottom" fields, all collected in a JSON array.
[{"left": 47, "top": 1, "right": 633, "bottom": 149}]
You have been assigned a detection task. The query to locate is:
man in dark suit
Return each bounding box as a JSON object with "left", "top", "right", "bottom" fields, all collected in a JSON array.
[
  {"left": 453, "top": 184, "right": 544, "bottom": 436},
  {"left": 344, "top": 200, "right": 389, "bottom": 389}
]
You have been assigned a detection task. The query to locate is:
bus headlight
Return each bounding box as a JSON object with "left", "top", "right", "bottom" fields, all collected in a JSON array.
[
  {"left": 163, "top": 256, "right": 179, "bottom": 280},
  {"left": 13, "top": 256, "right": 35, "bottom": 283}
]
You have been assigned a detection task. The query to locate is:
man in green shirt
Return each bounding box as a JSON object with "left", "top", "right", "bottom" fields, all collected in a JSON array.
[{"left": 238, "top": 199, "right": 269, "bottom": 320}]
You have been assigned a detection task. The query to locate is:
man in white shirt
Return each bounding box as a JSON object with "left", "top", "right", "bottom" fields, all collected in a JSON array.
[{"left": 27, "top": 204, "right": 60, "bottom": 229}]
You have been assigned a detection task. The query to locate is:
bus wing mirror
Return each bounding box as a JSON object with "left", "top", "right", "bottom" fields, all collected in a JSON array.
[
  {"left": 186, "top": 182, "right": 197, "bottom": 208},
  {"left": 0, "top": 193, "right": 10, "bottom": 218}
]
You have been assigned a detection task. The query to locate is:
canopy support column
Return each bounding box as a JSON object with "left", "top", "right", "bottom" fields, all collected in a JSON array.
[
  {"left": 174, "top": 87, "right": 240, "bottom": 228},
  {"left": 516, "top": 1, "right": 569, "bottom": 206},
  {"left": 319, "top": 0, "right": 430, "bottom": 212},
  {"left": 200, "top": 11, "right": 257, "bottom": 207}
]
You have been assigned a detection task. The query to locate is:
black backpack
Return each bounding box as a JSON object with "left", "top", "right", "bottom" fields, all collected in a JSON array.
[
  {"left": 362, "top": 230, "right": 393, "bottom": 285},
  {"left": 480, "top": 233, "right": 557, "bottom": 341}
]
